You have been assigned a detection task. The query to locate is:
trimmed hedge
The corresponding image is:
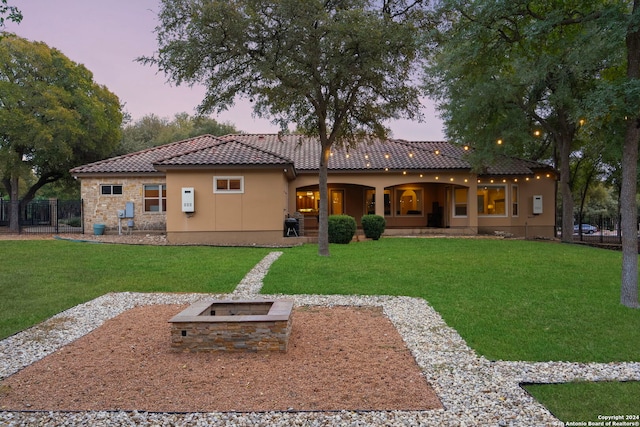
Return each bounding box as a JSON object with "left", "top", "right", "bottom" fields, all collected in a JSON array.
[
  {"left": 361, "top": 214, "right": 386, "bottom": 240},
  {"left": 328, "top": 215, "right": 357, "bottom": 244}
]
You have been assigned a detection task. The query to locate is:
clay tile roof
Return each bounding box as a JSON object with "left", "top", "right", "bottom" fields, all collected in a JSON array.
[
  {"left": 484, "top": 155, "right": 553, "bottom": 175},
  {"left": 70, "top": 135, "right": 224, "bottom": 175},
  {"left": 218, "top": 134, "right": 320, "bottom": 170},
  {"left": 154, "top": 138, "right": 292, "bottom": 167},
  {"left": 70, "top": 133, "right": 554, "bottom": 176},
  {"left": 226, "top": 135, "right": 473, "bottom": 171}
]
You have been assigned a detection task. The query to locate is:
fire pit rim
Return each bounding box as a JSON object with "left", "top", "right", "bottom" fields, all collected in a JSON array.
[{"left": 168, "top": 298, "right": 293, "bottom": 324}]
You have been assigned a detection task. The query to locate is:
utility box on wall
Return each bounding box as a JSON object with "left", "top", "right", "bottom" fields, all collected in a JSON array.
[
  {"left": 125, "top": 201, "right": 134, "bottom": 218},
  {"left": 532, "top": 195, "right": 543, "bottom": 214},
  {"left": 182, "top": 187, "right": 195, "bottom": 213}
]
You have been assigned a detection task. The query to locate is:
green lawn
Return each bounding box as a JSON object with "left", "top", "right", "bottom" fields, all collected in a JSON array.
[
  {"left": 1, "top": 237, "right": 638, "bottom": 422},
  {"left": 261, "top": 238, "right": 640, "bottom": 423},
  {"left": 0, "top": 240, "right": 271, "bottom": 339},
  {"left": 263, "top": 238, "right": 639, "bottom": 362},
  {"left": 523, "top": 381, "right": 640, "bottom": 423}
]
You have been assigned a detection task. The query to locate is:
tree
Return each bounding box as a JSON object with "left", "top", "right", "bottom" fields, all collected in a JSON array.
[
  {"left": 571, "top": 149, "right": 605, "bottom": 231},
  {"left": 158, "top": 112, "right": 239, "bottom": 145},
  {"left": 569, "top": 117, "right": 621, "bottom": 230},
  {"left": 115, "top": 112, "right": 239, "bottom": 156},
  {"left": 424, "top": 0, "right": 615, "bottom": 244},
  {"left": 0, "top": 0, "right": 21, "bottom": 29},
  {"left": 425, "top": 0, "right": 640, "bottom": 307},
  {"left": 575, "top": 1, "right": 640, "bottom": 308},
  {"left": 116, "top": 114, "right": 170, "bottom": 155},
  {"left": 0, "top": 34, "right": 122, "bottom": 231},
  {"left": 619, "top": 0, "right": 640, "bottom": 308},
  {"left": 142, "top": 0, "right": 425, "bottom": 256}
]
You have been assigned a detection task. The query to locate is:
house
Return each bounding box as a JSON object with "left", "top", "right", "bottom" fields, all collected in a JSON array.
[{"left": 70, "top": 134, "right": 557, "bottom": 245}]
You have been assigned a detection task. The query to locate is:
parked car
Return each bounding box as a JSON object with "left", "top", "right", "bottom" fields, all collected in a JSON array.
[{"left": 574, "top": 224, "right": 598, "bottom": 234}]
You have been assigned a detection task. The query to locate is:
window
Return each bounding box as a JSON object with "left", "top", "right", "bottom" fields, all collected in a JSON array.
[
  {"left": 453, "top": 187, "right": 468, "bottom": 217},
  {"left": 384, "top": 191, "right": 391, "bottom": 215},
  {"left": 101, "top": 184, "right": 122, "bottom": 195},
  {"left": 477, "top": 185, "right": 507, "bottom": 216},
  {"left": 511, "top": 185, "right": 519, "bottom": 216},
  {"left": 331, "top": 189, "right": 344, "bottom": 215},
  {"left": 365, "top": 189, "right": 391, "bottom": 215},
  {"left": 296, "top": 190, "right": 318, "bottom": 214},
  {"left": 214, "top": 176, "right": 244, "bottom": 193},
  {"left": 395, "top": 188, "right": 423, "bottom": 215},
  {"left": 365, "top": 189, "right": 376, "bottom": 214},
  {"left": 144, "top": 184, "right": 166, "bottom": 212}
]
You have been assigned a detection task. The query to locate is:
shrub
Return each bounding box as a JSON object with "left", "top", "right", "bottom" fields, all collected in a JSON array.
[
  {"left": 62, "top": 217, "right": 82, "bottom": 227},
  {"left": 361, "top": 214, "right": 386, "bottom": 240},
  {"left": 328, "top": 215, "right": 357, "bottom": 244}
]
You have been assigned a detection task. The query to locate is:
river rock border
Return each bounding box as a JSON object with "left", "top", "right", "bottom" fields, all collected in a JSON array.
[{"left": 1, "top": 252, "right": 639, "bottom": 426}]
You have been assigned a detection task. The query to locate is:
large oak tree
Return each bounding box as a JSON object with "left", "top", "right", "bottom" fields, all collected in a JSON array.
[
  {"left": 424, "top": 0, "right": 615, "bottom": 245},
  {"left": 142, "top": 0, "right": 425, "bottom": 256},
  {"left": 0, "top": 34, "right": 122, "bottom": 231},
  {"left": 425, "top": 0, "right": 640, "bottom": 307},
  {"left": 617, "top": 0, "right": 640, "bottom": 308}
]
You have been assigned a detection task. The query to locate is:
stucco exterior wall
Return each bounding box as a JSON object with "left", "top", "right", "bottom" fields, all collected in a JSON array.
[
  {"left": 79, "top": 167, "right": 556, "bottom": 242},
  {"left": 80, "top": 176, "right": 167, "bottom": 232},
  {"left": 290, "top": 171, "right": 478, "bottom": 230},
  {"left": 476, "top": 175, "right": 557, "bottom": 238},
  {"left": 289, "top": 171, "right": 556, "bottom": 238},
  {"left": 164, "top": 168, "right": 295, "bottom": 245}
]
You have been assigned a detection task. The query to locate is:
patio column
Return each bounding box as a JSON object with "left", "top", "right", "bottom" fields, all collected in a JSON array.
[
  {"left": 468, "top": 180, "right": 478, "bottom": 232},
  {"left": 375, "top": 185, "right": 386, "bottom": 217}
]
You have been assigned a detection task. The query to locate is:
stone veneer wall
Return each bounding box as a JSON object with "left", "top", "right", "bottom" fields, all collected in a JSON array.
[
  {"left": 170, "top": 317, "right": 293, "bottom": 352},
  {"left": 80, "top": 177, "right": 167, "bottom": 232}
]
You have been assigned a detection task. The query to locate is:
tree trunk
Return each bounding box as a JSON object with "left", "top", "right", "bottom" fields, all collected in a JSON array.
[
  {"left": 577, "top": 168, "right": 596, "bottom": 238},
  {"left": 8, "top": 173, "right": 20, "bottom": 233},
  {"left": 620, "top": 120, "right": 639, "bottom": 308},
  {"left": 621, "top": 0, "right": 640, "bottom": 308},
  {"left": 317, "top": 143, "right": 331, "bottom": 257},
  {"left": 559, "top": 134, "right": 574, "bottom": 243}
]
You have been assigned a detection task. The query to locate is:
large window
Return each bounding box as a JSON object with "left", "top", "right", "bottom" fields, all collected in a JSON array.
[
  {"left": 214, "top": 176, "right": 244, "bottom": 193},
  {"left": 144, "top": 184, "right": 166, "bottom": 212},
  {"left": 101, "top": 184, "right": 122, "bottom": 195},
  {"left": 296, "top": 190, "right": 319, "bottom": 214},
  {"left": 395, "top": 188, "right": 423, "bottom": 215},
  {"left": 453, "top": 187, "right": 468, "bottom": 217},
  {"left": 477, "top": 185, "right": 506, "bottom": 216}
]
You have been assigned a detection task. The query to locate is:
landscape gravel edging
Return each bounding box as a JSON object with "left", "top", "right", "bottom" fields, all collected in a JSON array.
[
  {"left": 2, "top": 251, "right": 639, "bottom": 426},
  {"left": 1, "top": 292, "right": 565, "bottom": 427}
]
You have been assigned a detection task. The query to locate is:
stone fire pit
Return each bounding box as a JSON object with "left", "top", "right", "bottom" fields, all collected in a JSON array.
[{"left": 169, "top": 299, "right": 293, "bottom": 352}]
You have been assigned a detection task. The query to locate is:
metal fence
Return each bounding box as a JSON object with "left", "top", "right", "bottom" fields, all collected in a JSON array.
[
  {"left": 565, "top": 214, "right": 626, "bottom": 245},
  {"left": 0, "top": 199, "right": 82, "bottom": 234}
]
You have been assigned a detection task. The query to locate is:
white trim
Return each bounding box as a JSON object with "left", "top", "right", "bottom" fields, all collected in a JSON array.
[
  {"left": 214, "top": 176, "right": 244, "bottom": 194},
  {"left": 511, "top": 184, "right": 519, "bottom": 217},
  {"left": 143, "top": 183, "right": 166, "bottom": 213},
  {"left": 452, "top": 187, "right": 468, "bottom": 218},
  {"left": 100, "top": 184, "right": 123, "bottom": 195},
  {"left": 477, "top": 184, "right": 508, "bottom": 217}
]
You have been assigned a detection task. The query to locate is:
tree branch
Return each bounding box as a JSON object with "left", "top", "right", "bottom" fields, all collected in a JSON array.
[{"left": 20, "top": 172, "right": 63, "bottom": 205}]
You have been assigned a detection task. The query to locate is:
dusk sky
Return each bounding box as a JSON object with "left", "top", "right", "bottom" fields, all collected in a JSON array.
[{"left": 4, "top": 0, "right": 444, "bottom": 140}]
